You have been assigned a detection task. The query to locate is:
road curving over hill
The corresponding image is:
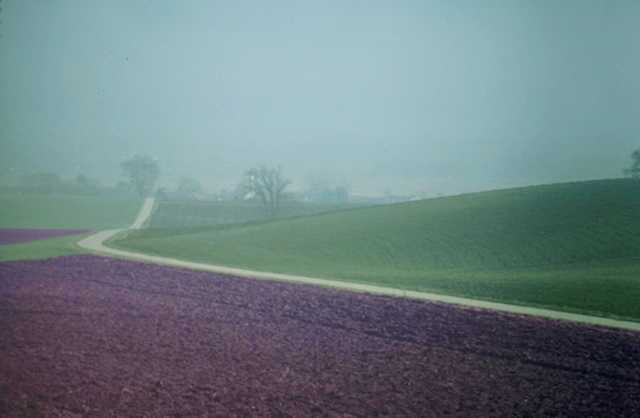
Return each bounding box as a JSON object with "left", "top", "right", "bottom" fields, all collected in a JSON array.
[{"left": 78, "top": 197, "right": 640, "bottom": 331}]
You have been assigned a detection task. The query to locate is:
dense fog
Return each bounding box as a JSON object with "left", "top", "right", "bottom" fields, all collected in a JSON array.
[{"left": 1, "top": 1, "right": 639, "bottom": 197}]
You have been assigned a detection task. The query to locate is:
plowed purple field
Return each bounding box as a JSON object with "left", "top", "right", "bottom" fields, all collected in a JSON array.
[
  {"left": 0, "top": 228, "right": 92, "bottom": 245},
  {"left": 1, "top": 255, "right": 639, "bottom": 416}
]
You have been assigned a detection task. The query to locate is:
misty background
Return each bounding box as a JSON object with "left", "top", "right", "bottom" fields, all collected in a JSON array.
[{"left": 1, "top": 1, "right": 639, "bottom": 198}]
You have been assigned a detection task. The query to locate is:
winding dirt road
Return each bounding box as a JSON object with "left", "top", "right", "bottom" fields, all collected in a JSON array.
[{"left": 77, "top": 197, "right": 640, "bottom": 331}]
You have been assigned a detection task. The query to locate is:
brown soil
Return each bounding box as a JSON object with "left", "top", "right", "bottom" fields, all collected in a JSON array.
[{"left": 1, "top": 254, "right": 639, "bottom": 417}]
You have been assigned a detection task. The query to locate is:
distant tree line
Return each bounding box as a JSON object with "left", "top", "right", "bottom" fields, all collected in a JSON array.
[
  {"left": 0, "top": 154, "right": 160, "bottom": 197},
  {"left": 306, "top": 186, "right": 349, "bottom": 204},
  {"left": 3, "top": 155, "right": 357, "bottom": 221},
  {"left": 12, "top": 172, "right": 107, "bottom": 195}
]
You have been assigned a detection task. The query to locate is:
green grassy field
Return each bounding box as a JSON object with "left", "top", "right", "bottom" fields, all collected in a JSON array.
[
  {"left": 113, "top": 179, "right": 640, "bottom": 321},
  {"left": 0, "top": 232, "right": 96, "bottom": 262},
  {"left": 1, "top": 194, "right": 143, "bottom": 261},
  {"left": 0, "top": 194, "right": 143, "bottom": 229}
]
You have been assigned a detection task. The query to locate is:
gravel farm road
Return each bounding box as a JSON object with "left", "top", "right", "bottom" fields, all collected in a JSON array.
[{"left": 77, "top": 198, "right": 640, "bottom": 331}]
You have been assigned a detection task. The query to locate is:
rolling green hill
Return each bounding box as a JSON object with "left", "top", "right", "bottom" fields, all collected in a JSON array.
[{"left": 114, "top": 179, "right": 640, "bottom": 320}]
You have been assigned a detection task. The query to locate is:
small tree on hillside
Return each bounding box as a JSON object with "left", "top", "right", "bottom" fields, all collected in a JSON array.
[
  {"left": 121, "top": 154, "right": 159, "bottom": 197},
  {"left": 623, "top": 147, "right": 640, "bottom": 179},
  {"left": 242, "top": 166, "right": 291, "bottom": 218}
]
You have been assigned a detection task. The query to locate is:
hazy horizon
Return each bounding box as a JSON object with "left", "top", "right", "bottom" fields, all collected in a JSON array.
[{"left": 1, "top": 1, "right": 639, "bottom": 197}]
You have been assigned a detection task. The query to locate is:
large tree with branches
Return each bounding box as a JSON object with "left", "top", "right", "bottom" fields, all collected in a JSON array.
[
  {"left": 243, "top": 166, "right": 291, "bottom": 218},
  {"left": 121, "top": 154, "right": 159, "bottom": 197}
]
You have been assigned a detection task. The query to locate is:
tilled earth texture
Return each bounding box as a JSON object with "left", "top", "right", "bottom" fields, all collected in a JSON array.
[
  {"left": 0, "top": 228, "right": 92, "bottom": 246},
  {"left": 1, "top": 255, "right": 639, "bottom": 417}
]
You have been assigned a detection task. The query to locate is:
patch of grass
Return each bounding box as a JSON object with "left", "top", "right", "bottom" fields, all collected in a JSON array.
[
  {"left": 1, "top": 232, "right": 94, "bottom": 262},
  {"left": 396, "top": 260, "right": 640, "bottom": 321},
  {"left": 0, "top": 194, "right": 143, "bottom": 229},
  {"left": 0, "top": 194, "right": 143, "bottom": 261},
  {"left": 113, "top": 179, "right": 640, "bottom": 321}
]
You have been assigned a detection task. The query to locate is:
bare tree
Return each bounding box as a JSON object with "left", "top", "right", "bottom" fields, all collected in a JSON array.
[
  {"left": 243, "top": 166, "right": 291, "bottom": 218},
  {"left": 121, "top": 154, "right": 159, "bottom": 197},
  {"left": 623, "top": 147, "right": 640, "bottom": 179}
]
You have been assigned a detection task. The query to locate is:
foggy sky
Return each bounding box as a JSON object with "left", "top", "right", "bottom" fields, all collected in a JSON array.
[{"left": 1, "top": 1, "right": 639, "bottom": 196}]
